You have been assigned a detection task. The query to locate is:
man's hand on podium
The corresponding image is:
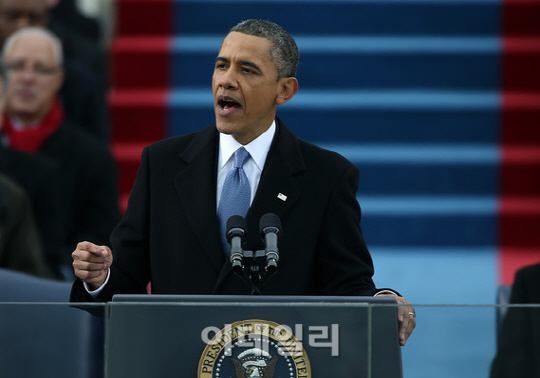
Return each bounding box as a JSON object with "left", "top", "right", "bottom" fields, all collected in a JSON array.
[
  {"left": 72, "top": 241, "right": 113, "bottom": 290},
  {"left": 378, "top": 294, "right": 416, "bottom": 346}
]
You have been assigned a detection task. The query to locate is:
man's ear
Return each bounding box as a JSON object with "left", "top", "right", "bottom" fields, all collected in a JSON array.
[
  {"left": 276, "top": 77, "right": 298, "bottom": 105},
  {"left": 54, "top": 69, "right": 65, "bottom": 93}
]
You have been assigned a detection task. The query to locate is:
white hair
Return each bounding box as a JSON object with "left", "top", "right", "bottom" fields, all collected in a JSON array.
[{"left": 1, "top": 27, "right": 63, "bottom": 67}]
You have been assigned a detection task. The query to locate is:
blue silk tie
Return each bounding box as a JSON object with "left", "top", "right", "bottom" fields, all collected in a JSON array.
[{"left": 217, "top": 147, "right": 251, "bottom": 253}]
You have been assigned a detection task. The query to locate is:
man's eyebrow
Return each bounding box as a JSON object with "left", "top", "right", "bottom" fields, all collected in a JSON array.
[
  {"left": 239, "top": 60, "right": 261, "bottom": 72},
  {"left": 215, "top": 56, "right": 262, "bottom": 73}
]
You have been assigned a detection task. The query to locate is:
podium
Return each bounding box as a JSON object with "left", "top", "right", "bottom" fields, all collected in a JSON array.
[{"left": 105, "top": 295, "right": 403, "bottom": 378}]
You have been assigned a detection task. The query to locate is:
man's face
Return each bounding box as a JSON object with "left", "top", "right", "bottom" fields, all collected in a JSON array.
[
  {"left": 4, "top": 33, "right": 63, "bottom": 124},
  {"left": 0, "top": 0, "right": 48, "bottom": 43},
  {"left": 212, "top": 32, "right": 286, "bottom": 145}
]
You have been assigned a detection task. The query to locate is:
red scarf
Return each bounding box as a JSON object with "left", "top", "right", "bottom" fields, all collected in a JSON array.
[{"left": 2, "top": 98, "right": 64, "bottom": 153}]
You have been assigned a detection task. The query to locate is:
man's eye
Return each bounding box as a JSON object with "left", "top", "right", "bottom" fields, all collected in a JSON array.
[
  {"left": 6, "top": 62, "right": 24, "bottom": 71},
  {"left": 34, "top": 66, "right": 55, "bottom": 75}
]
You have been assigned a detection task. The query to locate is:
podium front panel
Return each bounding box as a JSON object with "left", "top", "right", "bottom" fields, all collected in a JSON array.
[{"left": 105, "top": 295, "right": 402, "bottom": 378}]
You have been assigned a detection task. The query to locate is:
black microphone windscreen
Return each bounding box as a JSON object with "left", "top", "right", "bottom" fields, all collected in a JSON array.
[
  {"left": 227, "top": 215, "right": 247, "bottom": 234},
  {"left": 259, "top": 213, "right": 281, "bottom": 234}
]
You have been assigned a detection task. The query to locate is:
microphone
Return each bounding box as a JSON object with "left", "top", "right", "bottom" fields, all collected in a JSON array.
[
  {"left": 226, "top": 215, "right": 247, "bottom": 274},
  {"left": 259, "top": 213, "right": 281, "bottom": 275}
]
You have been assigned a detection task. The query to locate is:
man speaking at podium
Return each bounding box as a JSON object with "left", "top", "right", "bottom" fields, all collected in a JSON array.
[{"left": 70, "top": 19, "right": 415, "bottom": 346}]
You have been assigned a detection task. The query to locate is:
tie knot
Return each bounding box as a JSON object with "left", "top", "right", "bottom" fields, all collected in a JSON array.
[{"left": 233, "top": 147, "right": 250, "bottom": 169}]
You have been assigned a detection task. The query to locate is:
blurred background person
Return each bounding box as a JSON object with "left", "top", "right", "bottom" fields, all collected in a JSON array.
[
  {"left": 0, "top": 57, "right": 66, "bottom": 278},
  {"left": 48, "top": 0, "right": 105, "bottom": 74},
  {"left": 0, "top": 171, "right": 55, "bottom": 278},
  {"left": 490, "top": 262, "right": 540, "bottom": 378},
  {"left": 47, "top": 0, "right": 101, "bottom": 42},
  {"left": 0, "top": 0, "right": 109, "bottom": 141},
  {"left": 1, "top": 27, "right": 120, "bottom": 278}
]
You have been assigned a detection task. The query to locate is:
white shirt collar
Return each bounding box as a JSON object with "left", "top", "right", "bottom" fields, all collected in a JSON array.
[
  {"left": 219, "top": 120, "right": 276, "bottom": 170},
  {"left": 9, "top": 115, "right": 40, "bottom": 130}
]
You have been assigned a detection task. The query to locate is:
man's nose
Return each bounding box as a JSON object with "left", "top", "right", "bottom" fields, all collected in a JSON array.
[
  {"left": 219, "top": 69, "right": 238, "bottom": 89},
  {"left": 19, "top": 67, "right": 38, "bottom": 81}
]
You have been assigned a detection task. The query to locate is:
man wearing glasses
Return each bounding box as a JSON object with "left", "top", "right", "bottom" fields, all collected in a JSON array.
[{"left": 1, "top": 27, "right": 119, "bottom": 276}]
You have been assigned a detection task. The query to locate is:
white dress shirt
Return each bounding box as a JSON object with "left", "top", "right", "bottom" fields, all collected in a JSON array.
[{"left": 216, "top": 120, "right": 276, "bottom": 208}]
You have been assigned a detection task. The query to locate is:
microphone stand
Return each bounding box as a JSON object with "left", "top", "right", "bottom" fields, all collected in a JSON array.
[
  {"left": 226, "top": 213, "right": 280, "bottom": 295},
  {"left": 232, "top": 248, "right": 275, "bottom": 295}
]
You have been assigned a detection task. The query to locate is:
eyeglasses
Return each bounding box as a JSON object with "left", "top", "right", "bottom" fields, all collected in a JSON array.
[
  {"left": 5, "top": 62, "right": 60, "bottom": 77},
  {"left": 0, "top": 10, "right": 47, "bottom": 25}
]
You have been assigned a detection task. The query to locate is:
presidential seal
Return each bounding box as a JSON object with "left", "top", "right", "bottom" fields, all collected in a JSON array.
[{"left": 198, "top": 319, "right": 311, "bottom": 378}]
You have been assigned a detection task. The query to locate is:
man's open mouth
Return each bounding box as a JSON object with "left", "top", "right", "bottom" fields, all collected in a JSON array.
[{"left": 218, "top": 96, "right": 241, "bottom": 111}]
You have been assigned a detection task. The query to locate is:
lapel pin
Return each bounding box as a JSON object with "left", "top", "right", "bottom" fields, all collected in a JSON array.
[{"left": 277, "top": 193, "right": 288, "bottom": 202}]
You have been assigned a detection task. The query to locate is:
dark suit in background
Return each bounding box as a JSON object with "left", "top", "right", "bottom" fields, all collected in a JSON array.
[
  {"left": 71, "top": 118, "right": 378, "bottom": 301},
  {"left": 39, "top": 122, "right": 120, "bottom": 260},
  {"left": 48, "top": 0, "right": 110, "bottom": 141},
  {"left": 0, "top": 172, "right": 55, "bottom": 278},
  {"left": 0, "top": 145, "right": 66, "bottom": 278},
  {"left": 490, "top": 262, "right": 540, "bottom": 378},
  {"left": 59, "top": 60, "right": 110, "bottom": 142}
]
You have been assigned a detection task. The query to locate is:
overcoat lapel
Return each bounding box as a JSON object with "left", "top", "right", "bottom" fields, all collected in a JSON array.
[
  {"left": 172, "top": 125, "right": 225, "bottom": 273},
  {"left": 248, "top": 119, "right": 306, "bottom": 225}
]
